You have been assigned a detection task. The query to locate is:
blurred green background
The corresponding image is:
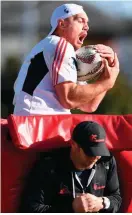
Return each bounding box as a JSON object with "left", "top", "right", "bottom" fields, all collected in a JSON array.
[{"left": 1, "top": 1, "right": 132, "bottom": 118}]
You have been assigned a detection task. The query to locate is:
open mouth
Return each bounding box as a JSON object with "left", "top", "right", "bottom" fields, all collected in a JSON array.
[{"left": 78, "top": 33, "right": 87, "bottom": 44}]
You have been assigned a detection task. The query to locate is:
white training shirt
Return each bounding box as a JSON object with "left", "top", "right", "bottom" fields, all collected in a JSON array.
[{"left": 13, "top": 35, "right": 78, "bottom": 115}]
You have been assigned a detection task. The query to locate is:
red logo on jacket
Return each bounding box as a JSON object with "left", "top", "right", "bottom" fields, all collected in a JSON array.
[
  {"left": 93, "top": 184, "right": 105, "bottom": 190},
  {"left": 59, "top": 183, "right": 71, "bottom": 194}
]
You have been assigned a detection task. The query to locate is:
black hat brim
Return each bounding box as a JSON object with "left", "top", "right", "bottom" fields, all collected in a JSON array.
[{"left": 83, "top": 142, "right": 110, "bottom": 157}]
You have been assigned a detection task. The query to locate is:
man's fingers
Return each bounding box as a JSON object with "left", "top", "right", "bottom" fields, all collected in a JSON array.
[
  {"left": 102, "top": 58, "right": 109, "bottom": 68},
  {"left": 101, "top": 52, "right": 119, "bottom": 68},
  {"left": 95, "top": 44, "right": 114, "bottom": 53},
  {"left": 100, "top": 54, "right": 114, "bottom": 65},
  {"left": 109, "top": 52, "right": 119, "bottom": 68},
  {"left": 100, "top": 53, "right": 113, "bottom": 58},
  {"left": 97, "top": 50, "right": 114, "bottom": 55},
  {"left": 113, "top": 52, "right": 119, "bottom": 68}
]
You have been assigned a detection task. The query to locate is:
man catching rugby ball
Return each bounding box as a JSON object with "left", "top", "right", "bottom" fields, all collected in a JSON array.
[{"left": 13, "top": 3, "right": 119, "bottom": 115}]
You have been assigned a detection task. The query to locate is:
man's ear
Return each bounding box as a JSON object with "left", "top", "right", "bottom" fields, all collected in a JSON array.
[
  {"left": 71, "top": 139, "right": 80, "bottom": 151},
  {"left": 58, "top": 19, "right": 66, "bottom": 29}
]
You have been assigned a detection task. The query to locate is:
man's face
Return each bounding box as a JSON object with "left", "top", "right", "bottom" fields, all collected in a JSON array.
[
  {"left": 61, "top": 12, "right": 89, "bottom": 50},
  {"left": 79, "top": 148, "right": 101, "bottom": 169},
  {"left": 71, "top": 140, "right": 101, "bottom": 169}
]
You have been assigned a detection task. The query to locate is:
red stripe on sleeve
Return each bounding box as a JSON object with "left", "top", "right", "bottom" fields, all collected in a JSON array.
[
  {"left": 54, "top": 42, "right": 68, "bottom": 86},
  {"left": 53, "top": 39, "right": 66, "bottom": 85},
  {"left": 52, "top": 38, "right": 66, "bottom": 86}
]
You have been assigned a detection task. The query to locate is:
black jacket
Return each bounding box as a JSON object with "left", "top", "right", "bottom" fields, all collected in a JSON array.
[{"left": 20, "top": 147, "right": 122, "bottom": 213}]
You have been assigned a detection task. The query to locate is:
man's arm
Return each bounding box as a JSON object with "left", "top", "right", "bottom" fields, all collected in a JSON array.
[
  {"left": 19, "top": 156, "right": 56, "bottom": 212},
  {"left": 102, "top": 156, "right": 122, "bottom": 212},
  {"left": 78, "top": 91, "right": 107, "bottom": 112},
  {"left": 55, "top": 80, "right": 108, "bottom": 110},
  {"left": 19, "top": 155, "right": 73, "bottom": 213},
  {"left": 55, "top": 53, "right": 119, "bottom": 111}
]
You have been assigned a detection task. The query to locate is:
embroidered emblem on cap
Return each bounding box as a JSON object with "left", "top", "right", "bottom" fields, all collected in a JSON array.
[
  {"left": 64, "top": 8, "right": 69, "bottom": 13},
  {"left": 90, "top": 134, "right": 105, "bottom": 143}
]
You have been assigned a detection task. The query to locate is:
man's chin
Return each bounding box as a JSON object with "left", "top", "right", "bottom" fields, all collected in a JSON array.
[
  {"left": 86, "top": 161, "right": 96, "bottom": 169},
  {"left": 74, "top": 44, "right": 82, "bottom": 51}
]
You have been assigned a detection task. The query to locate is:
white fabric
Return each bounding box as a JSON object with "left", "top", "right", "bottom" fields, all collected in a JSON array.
[
  {"left": 48, "top": 3, "right": 85, "bottom": 35},
  {"left": 13, "top": 35, "right": 77, "bottom": 115}
]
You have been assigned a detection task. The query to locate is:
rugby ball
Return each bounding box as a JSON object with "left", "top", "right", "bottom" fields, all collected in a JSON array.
[{"left": 76, "top": 45, "right": 104, "bottom": 82}]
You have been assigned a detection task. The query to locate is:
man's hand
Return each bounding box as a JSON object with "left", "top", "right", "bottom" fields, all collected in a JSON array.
[
  {"left": 83, "top": 193, "right": 104, "bottom": 212},
  {"left": 72, "top": 193, "right": 104, "bottom": 213},
  {"left": 72, "top": 194, "right": 89, "bottom": 213},
  {"left": 94, "top": 44, "right": 115, "bottom": 66},
  {"left": 98, "top": 52, "right": 120, "bottom": 89}
]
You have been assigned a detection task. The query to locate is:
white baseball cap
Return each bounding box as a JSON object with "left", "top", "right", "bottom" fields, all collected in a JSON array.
[{"left": 48, "top": 4, "right": 85, "bottom": 36}]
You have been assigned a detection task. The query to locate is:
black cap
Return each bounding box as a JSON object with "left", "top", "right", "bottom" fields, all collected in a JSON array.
[{"left": 72, "top": 121, "right": 110, "bottom": 157}]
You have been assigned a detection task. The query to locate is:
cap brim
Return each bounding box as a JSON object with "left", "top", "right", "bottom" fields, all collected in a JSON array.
[
  {"left": 83, "top": 142, "right": 110, "bottom": 157},
  {"left": 48, "top": 26, "right": 57, "bottom": 36}
]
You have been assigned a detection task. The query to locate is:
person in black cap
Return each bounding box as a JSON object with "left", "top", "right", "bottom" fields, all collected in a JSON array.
[{"left": 19, "top": 121, "right": 122, "bottom": 213}]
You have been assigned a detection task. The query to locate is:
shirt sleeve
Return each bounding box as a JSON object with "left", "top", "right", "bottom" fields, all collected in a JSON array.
[{"left": 44, "top": 36, "right": 77, "bottom": 86}]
